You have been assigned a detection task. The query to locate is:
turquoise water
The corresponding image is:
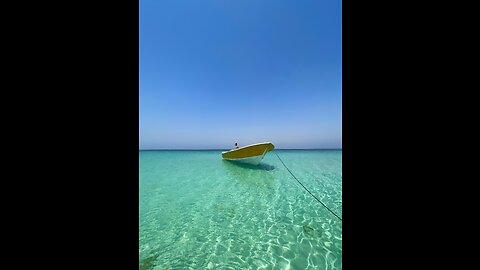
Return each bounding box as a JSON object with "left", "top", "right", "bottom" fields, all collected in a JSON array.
[{"left": 139, "top": 150, "right": 342, "bottom": 270}]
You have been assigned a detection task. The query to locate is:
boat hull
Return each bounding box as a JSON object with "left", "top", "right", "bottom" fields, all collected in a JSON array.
[{"left": 222, "top": 142, "right": 274, "bottom": 165}]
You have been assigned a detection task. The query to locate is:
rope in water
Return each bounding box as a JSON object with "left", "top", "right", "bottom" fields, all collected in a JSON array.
[{"left": 274, "top": 152, "right": 342, "bottom": 221}]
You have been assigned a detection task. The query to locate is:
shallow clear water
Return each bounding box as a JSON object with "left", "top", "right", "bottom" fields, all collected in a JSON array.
[{"left": 139, "top": 150, "right": 342, "bottom": 270}]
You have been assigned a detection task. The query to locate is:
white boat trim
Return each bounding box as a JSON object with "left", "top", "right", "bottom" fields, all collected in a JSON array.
[{"left": 221, "top": 142, "right": 273, "bottom": 154}]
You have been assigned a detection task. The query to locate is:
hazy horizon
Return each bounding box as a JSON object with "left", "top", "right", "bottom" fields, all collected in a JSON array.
[
  {"left": 139, "top": 143, "right": 342, "bottom": 151},
  {"left": 139, "top": 148, "right": 342, "bottom": 150}
]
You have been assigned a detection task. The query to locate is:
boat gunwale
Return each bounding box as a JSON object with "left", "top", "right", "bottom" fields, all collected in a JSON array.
[{"left": 221, "top": 142, "right": 274, "bottom": 154}]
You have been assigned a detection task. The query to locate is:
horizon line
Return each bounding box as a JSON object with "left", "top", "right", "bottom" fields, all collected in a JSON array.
[{"left": 139, "top": 148, "right": 342, "bottom": 151}]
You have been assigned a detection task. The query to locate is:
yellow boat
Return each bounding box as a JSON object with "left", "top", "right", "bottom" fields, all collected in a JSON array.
[{"left": 222, "top": 142, "right": 275, "bottom": 165}]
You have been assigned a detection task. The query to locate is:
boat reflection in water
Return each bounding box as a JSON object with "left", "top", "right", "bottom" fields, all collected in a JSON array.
[
  {"left": 223, "top": 159, "right": 275, "bottom": 171},
  {"left": 222, "top": 158, "right": 276, "bottom": 190}
]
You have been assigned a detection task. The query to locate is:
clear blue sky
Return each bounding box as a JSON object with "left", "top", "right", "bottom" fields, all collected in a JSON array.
[{"left": 140, "top": 0, "right": 341, "bottom": 149}]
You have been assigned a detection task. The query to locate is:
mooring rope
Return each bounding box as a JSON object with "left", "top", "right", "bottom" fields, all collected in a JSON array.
[{"left": 274, "top": 152, "right": 342, "bottom": 221}]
